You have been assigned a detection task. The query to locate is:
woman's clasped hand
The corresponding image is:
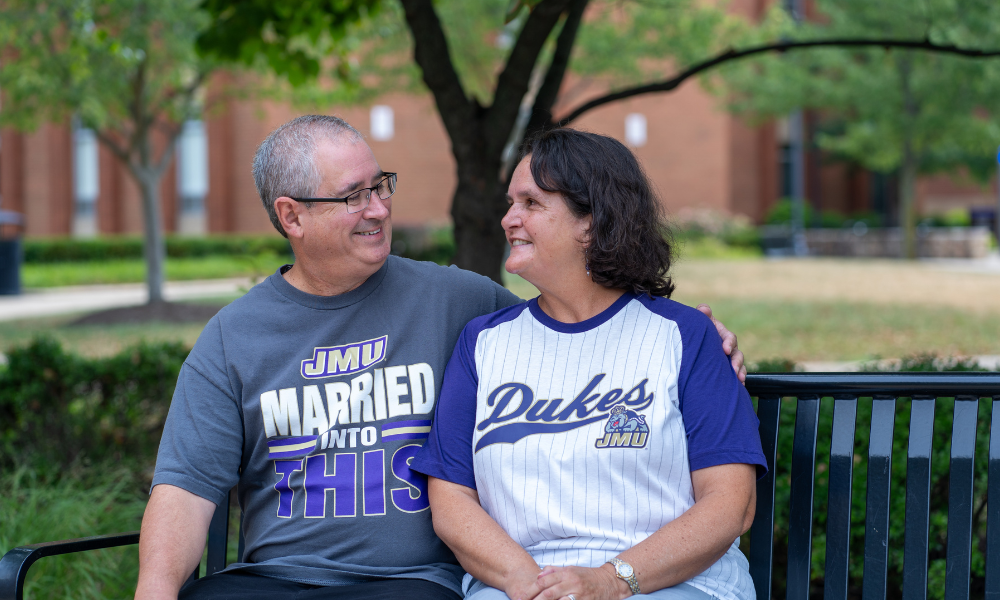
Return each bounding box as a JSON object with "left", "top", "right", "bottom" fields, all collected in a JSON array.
[{"left": 522, "top": 565, "right": 627, "bottom": 600}]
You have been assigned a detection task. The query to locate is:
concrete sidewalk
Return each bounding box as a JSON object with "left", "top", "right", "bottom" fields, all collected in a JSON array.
[
  {"left": 0, "top": 278, "right": 254, "bottom": 322},
  {"left": 798, "top": 356, "right": 1000, "bottom": 371}
]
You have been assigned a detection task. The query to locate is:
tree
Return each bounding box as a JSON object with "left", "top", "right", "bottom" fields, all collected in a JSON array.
[
  {"left": 199, "top": 0, "right": 1000, "bottom": 279},
  {"left": 0, "top": 0, "right": 215, "bottom": 302},
  {"left": 720, "top": 0, "right": 1000, "bottom": 258}
]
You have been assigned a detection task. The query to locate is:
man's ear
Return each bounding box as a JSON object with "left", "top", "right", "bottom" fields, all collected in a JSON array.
[{"left": 274, "top": 197, "right": 305, "bottom": 239}]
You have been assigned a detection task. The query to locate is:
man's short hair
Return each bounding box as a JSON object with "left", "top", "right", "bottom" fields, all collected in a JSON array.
[{"left": 252, "top": 115, "right": 364, "bottom": 237}]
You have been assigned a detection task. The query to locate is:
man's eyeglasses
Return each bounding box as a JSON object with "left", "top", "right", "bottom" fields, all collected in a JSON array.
[{"left": 291, "top": 172, "right": 397, "bottom": 214}]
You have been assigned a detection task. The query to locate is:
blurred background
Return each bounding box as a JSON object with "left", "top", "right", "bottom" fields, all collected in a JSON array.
[{"left": 1, "top": 0, "right": 999, "bottom": 597}]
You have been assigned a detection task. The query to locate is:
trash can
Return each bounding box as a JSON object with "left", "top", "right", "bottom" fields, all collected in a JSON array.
[{"left": 0, "top": 210, "right": 24, "bottom": 295}]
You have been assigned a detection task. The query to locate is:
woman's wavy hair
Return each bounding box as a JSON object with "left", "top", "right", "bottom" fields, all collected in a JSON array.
[{"left": 520, "top": 128, "right": 675, "bottom": 297}]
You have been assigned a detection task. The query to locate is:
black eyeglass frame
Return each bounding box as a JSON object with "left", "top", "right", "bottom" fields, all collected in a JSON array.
[{"left": 290, "top": 172, "right": 397, "bottom": 214}]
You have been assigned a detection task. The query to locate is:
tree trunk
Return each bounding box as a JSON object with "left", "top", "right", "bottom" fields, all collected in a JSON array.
[
  {"left": 450, "top": 126, "right": 510, "bottom": 282},
  {"left": 137, "top": 169, "right": 167, "bottom": 303}
]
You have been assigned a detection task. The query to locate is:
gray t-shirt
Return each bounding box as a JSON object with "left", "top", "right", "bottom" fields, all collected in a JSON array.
[{"left": 152, "top": 256, "right": 522, "bottom": 593}]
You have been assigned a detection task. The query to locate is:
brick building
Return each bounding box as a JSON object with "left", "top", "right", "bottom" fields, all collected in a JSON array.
[{"left": 2, "top": 72, "right": 996, "bottom": 239}]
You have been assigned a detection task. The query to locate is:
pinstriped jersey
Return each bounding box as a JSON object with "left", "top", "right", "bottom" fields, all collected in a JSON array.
[{"left": 412, "top": 292, "right": 766, "bottom": 600}]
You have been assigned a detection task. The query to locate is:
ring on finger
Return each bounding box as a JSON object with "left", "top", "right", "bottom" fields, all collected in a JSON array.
[{"left": 568, "top": 595, "right": 577, "bottom": 600}]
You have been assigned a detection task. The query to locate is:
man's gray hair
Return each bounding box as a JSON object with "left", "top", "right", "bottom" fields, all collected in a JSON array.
[{"left": 252, "top": 115, "right": 364, "bottom": 237}]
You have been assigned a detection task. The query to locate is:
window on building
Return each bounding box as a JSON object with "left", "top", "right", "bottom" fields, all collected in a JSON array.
[
  {"left": 72, "top": 121, "right": 99, "bottom": 238},
  {"left": 370, "top": 105, "right": 394, "bottom": 141},
  {"left": 176, "top": 119, "right": 209, "bottom": 235},
  {"left": 625, "top": 113, "right": 647, "bottom": 148}
]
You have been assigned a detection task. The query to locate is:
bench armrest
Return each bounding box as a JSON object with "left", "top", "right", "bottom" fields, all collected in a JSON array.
[{"left": 0, "top": 531, "right": 139, "bottom": 600}]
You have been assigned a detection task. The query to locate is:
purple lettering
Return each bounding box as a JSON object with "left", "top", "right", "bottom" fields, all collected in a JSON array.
[
  {"left": 363, "top": 450, "right": 386, "bottom": 515},
  {"left": 304, "top": 453, "right": 356, "bottom": 518},
  {"left": 390, "top": 445, "right": 429, "bottom": 513},
  {"left": 273, "top": 460, "right": 303, "bottom": 518}
]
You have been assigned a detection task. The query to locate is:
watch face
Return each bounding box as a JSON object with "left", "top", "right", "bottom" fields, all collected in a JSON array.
[{"left": 617, "top": 563, "right": 634, "bottom": 578}]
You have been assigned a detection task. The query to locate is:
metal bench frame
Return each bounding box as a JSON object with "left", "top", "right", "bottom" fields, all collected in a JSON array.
[{"left": 3, "top": 372, "right": 999, "bottom": 600}]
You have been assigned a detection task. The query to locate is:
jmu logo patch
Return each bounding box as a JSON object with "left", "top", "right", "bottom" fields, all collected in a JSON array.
[
  {"left": 301, "top": 335, "right": 388, "bottom": 379},
  {"left": 595, "top": 405, "right": 649, "bottom": 448}
]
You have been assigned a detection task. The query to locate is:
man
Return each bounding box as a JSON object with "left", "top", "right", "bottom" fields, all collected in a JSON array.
[{"left": 135, "top": 115, "right": 746, "bottom": 600}]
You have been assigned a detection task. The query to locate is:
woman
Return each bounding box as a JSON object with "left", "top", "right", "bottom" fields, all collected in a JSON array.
[{"left": 411, "top": 129, "right": 766, "bottom": 600}]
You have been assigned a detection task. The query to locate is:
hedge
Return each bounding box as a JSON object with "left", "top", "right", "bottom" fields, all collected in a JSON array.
[
  {"left": 0, "top": 337, "right": 188, "bottom": 474},
  {"left": 23, "top": 235, "right": 292, "bottom": 263}
]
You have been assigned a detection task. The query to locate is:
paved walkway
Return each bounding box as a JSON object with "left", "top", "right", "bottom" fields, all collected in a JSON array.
[
  {"left": 799, "top": 356, "right": 1000, "bottom": 372},
  {"left": 0, "top": 278, "right": 254, "bottom": 322}
]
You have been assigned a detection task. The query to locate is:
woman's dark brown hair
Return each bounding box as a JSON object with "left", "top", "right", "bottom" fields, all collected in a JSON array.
[{"left": 520, "top": 128, "right": 675, "bottom": 297}]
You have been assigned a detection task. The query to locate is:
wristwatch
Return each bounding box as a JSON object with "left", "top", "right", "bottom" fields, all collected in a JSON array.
[{"left": 609, "top": 558, "right": 640, "bottom": 595}]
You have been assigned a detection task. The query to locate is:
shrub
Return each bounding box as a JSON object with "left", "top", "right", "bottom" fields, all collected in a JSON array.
[
  {"left": 23, "top": 235, "right": 293, "bottom": 263},
  {"left": 672, "top": 208, "right": 762, "bottom": 251},
  {"left": 0, "top": 337, "right": 188, "bottom": 474},
  {"left": 763, "top": 199, "right": 882, "bottom": 229}
]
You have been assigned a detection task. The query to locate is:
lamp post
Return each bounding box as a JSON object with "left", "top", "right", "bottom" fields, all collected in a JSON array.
[
  {"left": 996, "top": 145, "right": 1000, "bottom": 248},
  {"left": 786, "top": 0, "right": 807, "bottom": 257}
]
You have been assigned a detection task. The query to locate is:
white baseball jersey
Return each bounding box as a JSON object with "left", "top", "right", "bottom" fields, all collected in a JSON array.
[{"left": 412, "top": 292, "right": 766, "bottom": 600}]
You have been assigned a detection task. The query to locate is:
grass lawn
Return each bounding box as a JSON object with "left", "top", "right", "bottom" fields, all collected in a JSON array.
[
  {"left": 22, "top": 254, "right": 290, "bottom": 287},
  {"left": 4, "top": 258, "right": 999, "bottom": 362}
]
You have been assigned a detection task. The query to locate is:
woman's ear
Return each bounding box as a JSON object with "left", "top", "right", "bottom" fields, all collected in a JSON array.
[{"left": 275, "top": 197, "right": 305, "bottom": 239}]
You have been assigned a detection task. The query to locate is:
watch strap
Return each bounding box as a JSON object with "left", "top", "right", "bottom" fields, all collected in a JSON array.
[{"left": 609, "top": 558, "right": 641, "bottom": 595}]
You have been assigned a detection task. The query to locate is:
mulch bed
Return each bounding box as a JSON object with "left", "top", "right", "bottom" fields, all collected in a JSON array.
[{"left": 69, "top": 301, "right": 225, "bottom": 326}]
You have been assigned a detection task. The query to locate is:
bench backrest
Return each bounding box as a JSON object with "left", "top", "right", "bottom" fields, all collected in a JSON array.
[
  {"left": 202, "top": 372, "right": 1000, "bottom": 599},
  {"left": 746, "top": 373, "right": 1000, "bottom": 600}
]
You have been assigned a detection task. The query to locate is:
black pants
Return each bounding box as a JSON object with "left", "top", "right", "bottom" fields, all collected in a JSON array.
[{"left": 179, "top": 570, "right": 462, "bottom": 600}]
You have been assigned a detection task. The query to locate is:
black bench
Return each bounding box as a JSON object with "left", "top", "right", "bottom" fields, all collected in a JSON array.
[{"left": 3, "top": 372, "right": 999, "bottom": 600}]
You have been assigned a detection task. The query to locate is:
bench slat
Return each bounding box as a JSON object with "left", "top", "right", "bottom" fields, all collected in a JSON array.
[
  {"left": 863, "top": 398, "right": 897, "bottom": 600},
  {"left": 750, "top": 395, "right": 782, "bottom": 600},
  {"left": 987, "top": 398, "right": 1000, "bottom": 600},
  {"left": 945, "top": 398, "right": 979, "bottom": 600},
  {"left": 787, "top": 396, "right": 821, "bottom": 600},
  {"left": 207, "top": 495, "right": 230, "bottom": 577},
  {"left": 824, "top": 397, "right": 858, "bottom": 600},
  {"left": 902, "top": 398, "right": 936, "bottom": 600}
]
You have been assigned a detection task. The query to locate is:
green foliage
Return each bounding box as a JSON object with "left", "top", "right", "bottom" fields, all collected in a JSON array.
[
  {"left": 721, "top": 0, "right": 1000, "bottom": 182},
  {"left": 390, "top": 227, "right": 457, "bottom": 265},
  {"left": 922, "top": 208, "right": 973, "bottom": 228},
  {"left": 570, "top": 0, "right": 754, "bottom": 91},
  {"left": 761, "top": 355, "right": 991, "bottom": 599},
  {"left": 0, "top": 468, "right": 146, "bottom": 600},
  {"left": 0, "top": 0, "right": 211, "bottom": 133},
  {"left": 0, "top": 337, "right": 188, "bottom": 474},
  {"left": 23, "top": 235, "right": 293, "bottom": 263},
  {"left": 750, "top": 357, "right": 798, "bottom": 372},
  {"left": 764, "top": 199, "right": 883, "bottom": 228},
  {"left": 197, "top": 0, "right": 381, "bottom": 86}
]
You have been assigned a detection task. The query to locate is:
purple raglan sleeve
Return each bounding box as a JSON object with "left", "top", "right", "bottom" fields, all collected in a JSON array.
[
  {"left": 410, "top": 321, "right": 482, "bottom": 490},
  {"left": 657, "top": 300, "right": 767, "bottom": 476}
]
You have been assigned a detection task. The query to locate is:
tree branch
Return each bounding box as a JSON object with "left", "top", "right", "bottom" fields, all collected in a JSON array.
[
  {"left": 399, "top": 0, "right": 477, "bottom": 153},
  {"left": 93, "top": 129, "right": 130, "bottom": 163},
  {"left": 485, "top": 0, "right": 572, "bottom": 159},
  {"left": 527, "top": 0, "right": 588, "bottom": 133},
  {"left": 557, "top": 38, "right": 1000, "bottom": 126}
]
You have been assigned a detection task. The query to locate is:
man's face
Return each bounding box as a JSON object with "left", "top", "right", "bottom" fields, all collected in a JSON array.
[{"left": 299, "top": 136, "right": 392, "bottom": 280}]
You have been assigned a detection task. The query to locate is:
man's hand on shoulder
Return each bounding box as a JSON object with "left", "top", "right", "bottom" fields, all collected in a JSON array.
[{"left": 696, "top": 304, "right": 746, "bottom": 384}]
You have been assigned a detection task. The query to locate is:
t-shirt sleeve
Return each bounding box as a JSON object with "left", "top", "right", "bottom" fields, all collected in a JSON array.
[
  {"left": 151, "top": 320, "right": 243, "bottom": 506},
  {"left": 410, "top": 324, "right": 480, "bottom": 489},
  {"left": 677, "top": 313, "right": 767, "bottom": 477},
  {"left": 493, "top": 282, "right": 524, "bottom": 310}
]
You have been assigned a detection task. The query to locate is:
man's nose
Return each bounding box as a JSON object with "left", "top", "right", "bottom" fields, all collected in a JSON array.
[{"left": 363, "top": 192, "right": 390, "bottom": 220}]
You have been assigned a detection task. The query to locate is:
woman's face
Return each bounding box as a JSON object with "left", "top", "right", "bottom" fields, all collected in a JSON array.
[{"left": 501, "top": 156, "right": 591, "bottom": 286}]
